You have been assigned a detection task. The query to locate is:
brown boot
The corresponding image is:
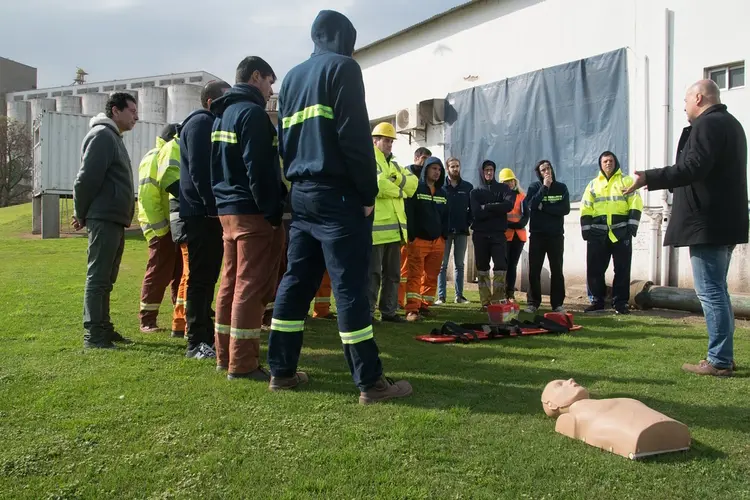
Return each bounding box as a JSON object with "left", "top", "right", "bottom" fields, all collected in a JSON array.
[
  {"left": 359, "top": 376, "right": 413, "bottom": 405},
  {"left": 681, "top": 360, "right": 733, "bottom": 377},
  {"left": 269, "top": 372, "right": 309, "bottom": 391}
]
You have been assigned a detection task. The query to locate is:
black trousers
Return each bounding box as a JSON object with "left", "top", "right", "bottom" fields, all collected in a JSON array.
[
  {"left": 586, "top": 237, "right": 632, "bottom": 308},
  {"left": 505, "top": 235, "right": 525, "bottom": 297},
  {"left": 184, "top": 216, "right": 224, "bottom": 348},
  {"left": 472, "top": 232, "right": 507, "bottom": 272},
  {"left": 528, "top": 233, "right": 566, "bottom": 309}
]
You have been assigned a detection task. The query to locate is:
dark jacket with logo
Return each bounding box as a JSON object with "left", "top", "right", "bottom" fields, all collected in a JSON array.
[
  {"left": 525, "top": 163, "right": 571, "bottom": 235},
  {"left": 179, "top": 109, "right": 217, "bottom": 217},
  {"left": 405, "top": 157, "right": 449, "bottom": 241},
  {"left": 277, "top": 10, "right": 377, "bottom": 207},
  {"left": 210, "top": 84, "right": 284, "bottom": 225},
  {"left": 645, "top": 104, "right": 748, "bottom": 247},
  {"left": 470, "top": 166, "right": 516, "bottom": 234},
  {"left": 444, "top": 177, "right": 473, "bottom": 235}
]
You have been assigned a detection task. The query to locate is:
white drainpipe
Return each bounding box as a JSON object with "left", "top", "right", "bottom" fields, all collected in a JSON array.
[{"left": 660, "top": 8, "right": 673, "bottom": 287}]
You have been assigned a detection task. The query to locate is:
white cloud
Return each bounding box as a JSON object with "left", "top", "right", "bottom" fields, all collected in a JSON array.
[{"left": 247, "top": 0, "right": 355, "bottom": 28}]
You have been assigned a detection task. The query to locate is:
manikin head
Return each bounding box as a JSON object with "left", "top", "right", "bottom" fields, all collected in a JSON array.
[
  {"left": 446, "top": 157, "right": 461, "bottom": 181},
  {"left": 106, "top": 92, "right": 138, "bottom": 133},
  {"left": 541, "top": 379, "right": 590, "bottom": 417},
  {"left": 684, "top": 79, "right": 721, "bottom": 124}
]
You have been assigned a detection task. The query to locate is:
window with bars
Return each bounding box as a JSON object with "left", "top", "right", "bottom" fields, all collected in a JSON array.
[{"left": 706, "top": 62, "right": 745, "bottom": 90}]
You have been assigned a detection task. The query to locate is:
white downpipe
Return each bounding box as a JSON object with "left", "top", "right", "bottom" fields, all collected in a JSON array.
[
  {"left": 643, "top": 55, "right": 661, "bottom": 284},
  {"left": 660, "top": 8, "right": 673, "bottom": 287}
]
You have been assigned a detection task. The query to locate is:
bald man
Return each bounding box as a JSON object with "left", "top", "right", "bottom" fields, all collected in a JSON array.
[{"left": 625, "top": 79, "right": 748, "bottom": 377}]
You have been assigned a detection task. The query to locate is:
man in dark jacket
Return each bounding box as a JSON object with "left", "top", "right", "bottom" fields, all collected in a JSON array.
[
  {"left": 436, "top": 156, "right": 473, "bottom": 305},
  {"left": 469, "top": 160, "right": 516, "bottom": 309},
  {"left": 524, "top": 160, "right": 571, "bottom": 313},
  {"left": 210, "top": 56, "right": 286, "bottom": 381},
  {"left": 404, "top": 157, "right": 449, "bottom": 321},
  {"left": 72, "top": 93, "right": 138, "bottom": 348},
  {"left": 626, "top": 79, "right": 747, "bottom": 377},
  {"left": 268, "top": 10, "right": 411, "bottom": 404},
  {"left": 179, "top": 79, "right": 231, "bottom": 360}
]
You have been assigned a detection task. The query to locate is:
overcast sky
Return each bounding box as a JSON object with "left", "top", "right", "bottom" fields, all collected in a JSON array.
[{"left": 1, "top": 0, "right": 465, "bottom": 89}]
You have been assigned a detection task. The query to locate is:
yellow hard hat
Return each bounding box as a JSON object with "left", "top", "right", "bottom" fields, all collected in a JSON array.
[
  {"left": 498, "top": 168, "right": 517, "bottom": 183},
  {"left": 372, "top": 122, "right": 397, "bottom": 140}
]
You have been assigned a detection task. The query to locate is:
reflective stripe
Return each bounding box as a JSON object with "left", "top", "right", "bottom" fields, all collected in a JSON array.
[
  {"left": 314, "top": 297, "right": 331, "bottom": 303},
  {"left": 581, "top": 200, "right": 594, "bottom": 207},
  {"left": 628, "top": 219, "right": 640, "bottom": 226},
  {"left": 169, "top": 212, "right": 181, "bottom": 221},
  {"left": 215, "top": 323, "right": 231, "bottom": 335},
  {"left": 211, "top": 131, "right": 238, "bottom": 143},
  {"left": 398, "top": 172, "right": 407, "bottom": 198},
  {"left": 610, "top": 222, "right": 627, "bottom": 229},
  {"left": 230, "top": 327, "right": 261, "bottom": 339},
  {"left": 406, "top": 292, "right": 422, "bottom": 299},
  {"left": 373, "top": 223, "right": 400, "bottom": 232},
  {"left": 433, "top": 196, "right": 447, "bottom": 204},
  {"left": 139, "top": 177, "right": 159, "bottom": 188},
  {"left": 581, "top": 225, "right": 592, "bottom": 231},
  {"left": 282, "top": 104, "right": 334, "bottom": 129},
  {"left": 399, "top": 277, "right": 407, "bottom": 283},
  {"left": 592, "top": 224, "right": 609, "bottom": 230},
  {"left": 594, "top": 196, "right": 626, "bottom": 203},
  {"left": 339, "top": 325, "right": 374, "bottom": 345},
  {"left": 422, "top": 295, "right": 435, "bottom": 302},
  {"left": 271, "top": 318, "right": 304, "bottom": 332},
  {"left": 141, "top": 219, "right": 169, "bottom": 231},
  {"left": 175, "top": 298, "right": 186, "bottom": 306},
  {"left": 543, "top": 195, "right": 564, "bottom": 202},
  {"left": 168, "top": 159, "right": 180, "bottom": 168},
  {"left": 282, "top": 213, "right": 292, "bottom": 220},
  {"left": 139, "top": 302, "right": 160, "bottom": 311}
]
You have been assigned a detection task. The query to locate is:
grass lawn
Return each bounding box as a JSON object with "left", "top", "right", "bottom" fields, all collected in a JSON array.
[{"left": 1, "top": 203, "right": 748, "bottom": 499}]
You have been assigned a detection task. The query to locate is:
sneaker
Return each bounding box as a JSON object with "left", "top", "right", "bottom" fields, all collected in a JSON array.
[
  {"left": 614, "top": 305, "right": 630, "bottom": 315},
  {"left": 584, "top": 304, "right": 606, "bottom": 313},
  {"left": 455, "top": 296, "right": 471, "bottom": 304},
  {"left": 84, "top": 339, "right": 117, "bottom": 349},
  {"left": 185, "top": 342, "right": 216, "bottom": 359},
  {"left": 171, "top": 330, "right": 185, "bottom": 338},
  {"left": 381, "top": 314, "right": 405, "bottom": 323},
  {"left": 359, "top": 376, "right": 413, "bottom": 405},
  {"left": 269, "top": 371, "right": 309, "bottom": 391},
  {"left": 109, "top": 331, "right": 133, "bottom": 344},
  {"left": 216, "top": 365, "right": 228, "bottom": 372},
  {"left": 406, "top": 312, "right": 421, "bottom": 322},
  {"left": 552, "top": 306, "right": 566, "bottom": 313},
  {"left": 433, "top": 298, "right": 445, "bottom": 305},
  {"left": 525, "top": 305, "right": 539, "bottom": 314},
  {"left": 140, "top": 325, "right": 161, "bottom": 333},
  {"left": 228, "top": 366, "right": 271, "bottom": 382},
  {"left": 682, "top": 360, "right": 733, "bottom": 377}
]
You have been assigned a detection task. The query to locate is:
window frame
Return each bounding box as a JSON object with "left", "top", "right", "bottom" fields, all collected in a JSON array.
[{"left": 705, "top": 62, "right": 745, "bottom": 91}]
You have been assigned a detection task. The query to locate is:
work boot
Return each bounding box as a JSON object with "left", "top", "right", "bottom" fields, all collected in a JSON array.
[
  {"left": 455, "top": 296, "right": 471, "bottom": 304},
  {"left": 584, "top": 303, "right": 606, "bottom": 313},
  {"left": 109, "top": 331, "right": 133, "bottom": 344},
  {"left": 227, "top": 366, "right": 271, "bottom": 382},
  {"left": 406, "top": 312, "right": 421, "bottom": 322},
  {"left": 419, "top": 307, "right": 434, "bottom": 318},
  {"left": 614, "top": 304, "right": 630, "bottom": 315},
  {"left": 359, "top": 376, "right": 413, "bottom": 405},
  {"left": 552, "top": 306, "right": 566, "bottom": 313},
  {"left": 381, "top": 314, "right": 405, "bottom": 323},
  {"left": 682, "top": 360, "right": 733, "bottom": 377},
  {"left": 269, "top": 372, "right": 309, "bottom": 391},
  {"left": 84, "top": 339, "right": 117, "bottom": 349},
  {"left": 140, "top": 325, "right": 161, "bottom": 333},
  {"left": 525, "top": 305, "right": 539, "bottom": 314},
  {"left": 185, "top": 342, "right": 216, "bottom": 360},
  {"left": 171, "top": 330, "right": 185, "bottom": 338}
]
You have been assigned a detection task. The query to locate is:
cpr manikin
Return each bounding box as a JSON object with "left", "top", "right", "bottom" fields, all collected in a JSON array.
[{"left": 541, "top": 379, "right": 690, "bottom": 459}]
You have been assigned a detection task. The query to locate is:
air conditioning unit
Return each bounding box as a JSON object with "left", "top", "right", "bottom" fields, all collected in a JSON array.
[{"left": 395, "top": 104, "right": 423, "bottom": 132}]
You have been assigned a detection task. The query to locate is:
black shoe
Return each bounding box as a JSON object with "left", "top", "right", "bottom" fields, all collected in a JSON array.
[
  {"left": 84, "top": 339, "right": 117, "bottom": 349},
  {"left": 185, "top": 342, "right": 216, "bottom": 359},
  {"left": 584, "top": 304, "right": 606, "bottom": 313},
  {"left": 381, "top": 314, "right": 405, "bottom": 323},
  {"left": 109, "top": 331, "right": 133, "bottom": 344},
  {"left": 614, "top": 305, "right": 630, "bottom": 315},
  {"left": 228, "top": 366, "right": 271, "bottom": 382},
  {"left": 171, "top": 330, "right": 185, "bottom": 338}
]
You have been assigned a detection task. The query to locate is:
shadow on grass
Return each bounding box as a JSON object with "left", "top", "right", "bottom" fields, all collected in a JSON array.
[{"left": 639, "top": 439, "right": 728, "bottom": 462}]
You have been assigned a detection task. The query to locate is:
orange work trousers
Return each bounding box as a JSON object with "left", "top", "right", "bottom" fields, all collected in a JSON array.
[
  {"left": 405, "top": 237, "right": 445, "bottom": 313},
  {"left": 398, "top": 246, "right": 408, "bottom": 308},
  {"left": 313, "top": 271, "right": 332, "bottom": 317},
  {"left": 172, "top": 243, "right": 189, "bottom": 334}
]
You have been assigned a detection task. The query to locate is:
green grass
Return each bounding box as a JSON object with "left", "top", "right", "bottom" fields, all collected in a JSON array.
[{"left": 1, "top": 203, "right": 749, "bottom": 499}]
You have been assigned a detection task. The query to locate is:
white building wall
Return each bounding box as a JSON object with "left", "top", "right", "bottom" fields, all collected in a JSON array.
[{"left": 356, "top": 0, "right": 750, "bottom": 293}]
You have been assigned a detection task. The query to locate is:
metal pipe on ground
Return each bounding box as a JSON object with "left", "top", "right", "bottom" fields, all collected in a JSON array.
[{"left": 630, "top": 280, "right": 750, "bottom": 320}]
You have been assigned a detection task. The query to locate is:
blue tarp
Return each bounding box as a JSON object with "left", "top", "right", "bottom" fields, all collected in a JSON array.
[{"left": 444, "top": 48, "right": 629, "bottom": 201}]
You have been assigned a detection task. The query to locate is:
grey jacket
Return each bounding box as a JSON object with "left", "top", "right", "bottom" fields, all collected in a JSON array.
[{"left": 73, "top": 114, "right": 134, "bottom": 227}]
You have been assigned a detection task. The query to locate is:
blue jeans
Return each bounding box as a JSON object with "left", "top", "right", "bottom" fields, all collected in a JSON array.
[
  {"left": 689, "top": 244, "right": 735, "bottom": 369},
  {"left": 437, "top": 234, "right": 468, "bottom": 300}
]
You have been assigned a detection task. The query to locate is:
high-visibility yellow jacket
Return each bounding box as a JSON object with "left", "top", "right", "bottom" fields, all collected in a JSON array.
[
  {"left": 580, "top": 169, "right": 643, "bottom": 243},
  {"left": 372, "top": 146, "right": 418, "bottom": 245},
  {"left": 137, "top": 136, "right": 180, "bottom": 241}
]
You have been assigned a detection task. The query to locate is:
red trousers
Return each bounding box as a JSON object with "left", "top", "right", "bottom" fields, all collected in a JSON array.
[
  {"left": 313, "top": 271, "right": 331, "bottom": 317},
  {"left": 398, "top": 245, "right": 408, "bottom": 307},
  {"left": 406, "top": 238, "right": 445, "bottom": 313},
  {"left": 172, "top": 244, "right": 189, "bottom": 334},
  {"left": 139, "top": 233, "right": 182, "bottom": 328},
  {"left": 214, "top": 215, "right": 285, "bottom": 375}
]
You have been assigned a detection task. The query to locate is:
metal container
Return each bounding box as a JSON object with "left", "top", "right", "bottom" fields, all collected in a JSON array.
[
  {"left": 138, "top": 87, "right": 167, "bottom": 123},
  {"left": 6, "top": 100, "right": 32, "bottom": 129},
  {"left": 54, "top": 95, "right": 82, "bottom": 114},
  {"left": 33, "top": 111, "right": 165, "bottom": 196},
  {"left": 167, "top": 84, "right": 202, "bottom": 123},
  {"left": 30, "top": 98, "right": 56, "bottom": 125},
  {"left": 81, "top": 93, "right": 110, "bottom": 116}
]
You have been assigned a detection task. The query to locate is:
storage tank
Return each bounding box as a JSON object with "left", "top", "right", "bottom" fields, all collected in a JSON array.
[
  {"left": 6, "top": 101, "right": 32, "bottom": 129},
  {"left": 138, "top": 87, "right": 167, "bottom": 123},
  {"left": 81, "top": 93, "right": 111, "bottom": 116},
  {"left": 30, "top": 98, "right": 56, "bottom": 125},
  {"left": 167, "top": 84, "right": 202, "bottom": 123},
  {"left": 55, "top": 95, "right": 82, "bottom": 114}
]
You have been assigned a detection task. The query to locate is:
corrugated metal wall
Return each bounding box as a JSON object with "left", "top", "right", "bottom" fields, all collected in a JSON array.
[{"left": 33, "top": 111, "right": 165, "bottom": 196}]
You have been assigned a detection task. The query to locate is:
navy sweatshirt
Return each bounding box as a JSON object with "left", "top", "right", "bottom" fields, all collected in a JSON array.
[
  {"left": 210, "top": 84, "right": 283, "bottom": 225},
  {"left": 525, "top": 163, "right": 570, "bottom": 235},
  {"left": 405, "top": 157, "right": 449, "bottom": 241},
  {"left": 179, "top": 109, "right": 217, "bottom": 217},
  {"left": 470, "top": 175, "right": 516, "bottom": 234},
  {"left": 277, "top": 10, "right": 378, "bottom": 207},
  {"left": 444, "top": 177, "right": 473, "bottom": 235}
]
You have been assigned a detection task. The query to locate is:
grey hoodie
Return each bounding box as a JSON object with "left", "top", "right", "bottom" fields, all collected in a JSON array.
[{"left": 73, "top": 113, "right": 134, "bottom": 226}]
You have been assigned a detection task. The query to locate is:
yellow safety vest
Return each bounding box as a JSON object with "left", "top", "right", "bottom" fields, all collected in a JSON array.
[
  {"left": 580, "top": 169, "right": 643, "bottom": 243},
  {"left": 137, "top": 137, "right": 168, "bottom": 241},
  {"left": 372, "top": 146, "right": 418, "bottom": 245}
]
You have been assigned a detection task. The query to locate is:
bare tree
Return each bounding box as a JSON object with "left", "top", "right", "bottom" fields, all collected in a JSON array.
[{"left": 0, "top": 117, "right": 33, "bottom": 207}]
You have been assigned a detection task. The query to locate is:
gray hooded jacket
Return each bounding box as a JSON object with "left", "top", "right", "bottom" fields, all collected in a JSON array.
[{"left": 73, "top": 113, "right": 134, "bottom": 226}]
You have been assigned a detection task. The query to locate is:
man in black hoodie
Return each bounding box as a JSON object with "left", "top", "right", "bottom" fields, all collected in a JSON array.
[
  {"left": 524, "top": 160, "right": 571, "bottom": 313},
  {"left": 179, "top": 79, "right": 231, "bottom": 360},
  {"left": 210, "top": 56, "right": 286, "bottom": 381},
  {"left": 268, "top": 10, "right": 411, "bottom": 404},
  {"left": 469, "top": 160, "right": 516, "bottom": 309}
]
